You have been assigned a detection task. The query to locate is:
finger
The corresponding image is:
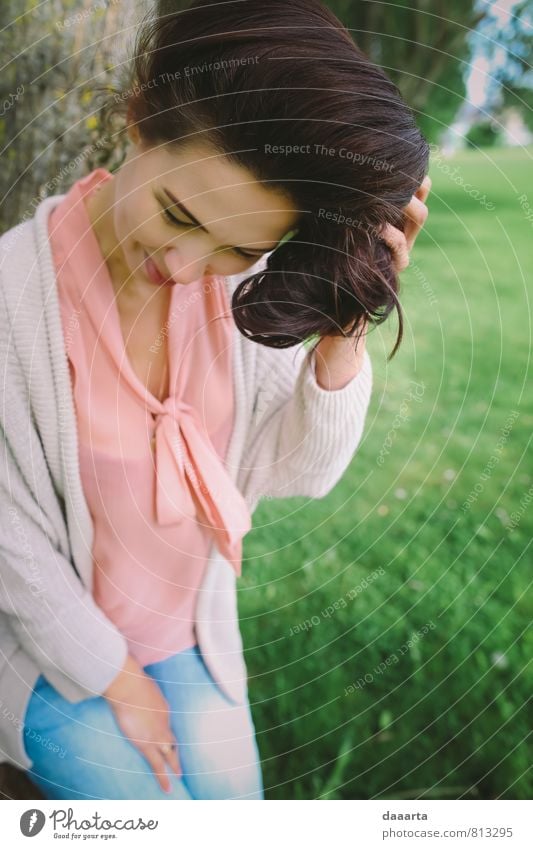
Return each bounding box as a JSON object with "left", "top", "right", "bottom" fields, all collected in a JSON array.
[
  {"left": 403, "top": 195, "right": 429, "bottom": 251},
  {"left": 415, "top": 175, "right": 432, "bottom": 204},
  {"left": 380, "top": 223, "right": 410, "bottom": 272},
  {"left": 165, "top": 743, "right": 182, "bottom": 777},
  {"left": 154, "top": 730, "right": 182, "bottom": 777},
  {"left": 142, "top": 746, "right": 172, "bottom": 794},
  {"left": 404, "top": 194, "right": 429, "bottom": 228},
  {"left": 381, "top": 224, "right": 407, "bottom": 261}
]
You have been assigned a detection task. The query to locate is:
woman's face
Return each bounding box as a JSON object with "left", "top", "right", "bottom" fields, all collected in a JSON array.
[{"left": 107, "top": 125, "right": 298, "bottom": 291}]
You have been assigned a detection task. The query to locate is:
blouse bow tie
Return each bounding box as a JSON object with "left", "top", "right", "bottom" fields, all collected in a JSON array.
[{"left": 151, "top": 396, "right": 250, "bottom": 577}]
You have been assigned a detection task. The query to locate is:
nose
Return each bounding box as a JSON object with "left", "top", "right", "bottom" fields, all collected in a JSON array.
[{"left": 163, "top": 246, "right": 209, "bottom": 285}]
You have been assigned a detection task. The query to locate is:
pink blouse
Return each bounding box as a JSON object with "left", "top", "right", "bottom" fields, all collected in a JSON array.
[{"left": 49, "top": 168, "right": 251, "bottom": 665}]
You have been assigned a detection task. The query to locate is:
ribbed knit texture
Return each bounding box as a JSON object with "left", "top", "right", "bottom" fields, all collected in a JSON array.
[{"left": 0, "top": 193, "right": 372, "bottom": 771}]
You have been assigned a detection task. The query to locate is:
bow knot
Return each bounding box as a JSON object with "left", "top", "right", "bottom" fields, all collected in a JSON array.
[
  {"left": 152, "top": 400, "right": 250, "bottom": 577},
  {"left": 154, "top": 396, "right": 194, "bottom": 423}
]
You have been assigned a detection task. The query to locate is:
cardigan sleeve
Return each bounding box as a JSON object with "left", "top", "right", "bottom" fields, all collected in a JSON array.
[
  {"left": 239, "top": 339, "right": 373, "bottom": 504},
  {"left": 0, "top": 447, "right": 129, "bottom": 703},
  {"left": 0, "top": 309, "right": 129, "bottom": 703}
]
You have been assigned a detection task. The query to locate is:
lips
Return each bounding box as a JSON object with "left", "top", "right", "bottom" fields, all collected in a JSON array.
[{"left": 142, "top": 250, "right": 175, "bottom": 286}]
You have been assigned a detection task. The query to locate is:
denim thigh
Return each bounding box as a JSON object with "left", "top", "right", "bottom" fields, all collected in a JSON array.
[
  {"left": 145, "top": 645, "right": 264, "bottom": 800},
  {"left": 23, "top": 645, "right": 263, "bottom": 800}
]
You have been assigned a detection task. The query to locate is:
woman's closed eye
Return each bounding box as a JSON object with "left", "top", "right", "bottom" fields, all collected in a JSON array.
[
  {"left": 158, "top": 199, "right": 264, "bottom": 261},
  {"left": 161, "top": 204, "right": 193, "bottom": 230}
]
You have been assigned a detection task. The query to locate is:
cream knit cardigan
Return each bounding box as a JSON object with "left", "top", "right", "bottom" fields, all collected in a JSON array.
[{"left": 0, "top": 193, "right": 373, "bottom": 770}]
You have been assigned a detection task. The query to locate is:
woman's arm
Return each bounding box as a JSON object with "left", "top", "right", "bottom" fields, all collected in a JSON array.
[
  {"left": 239, "top": 338, "right": 373, "bottom": 504},
  {"left": 0, "top": 325, "right": 129, "bottom": 704},
  {"left": 238, "top": 178, "right": 431, "bottom": 506},
  {"left": 0, "top": 452, "right": 129, "bottom": 702},
  {"left": 313, "top": 317, "right": 368, "bottom": 390}
]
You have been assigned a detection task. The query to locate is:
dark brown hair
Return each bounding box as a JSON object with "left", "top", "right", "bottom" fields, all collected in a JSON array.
[{"left": 98, "top": 0, "right": 430, "bottom": 359}]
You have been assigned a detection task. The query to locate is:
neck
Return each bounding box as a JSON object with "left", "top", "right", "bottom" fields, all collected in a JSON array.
[
  {"left": 84, "top": 179, "right": 115, "bottom": 258},
  {"left": 84, "top": 178, "right": 148, "bottom": 303}
]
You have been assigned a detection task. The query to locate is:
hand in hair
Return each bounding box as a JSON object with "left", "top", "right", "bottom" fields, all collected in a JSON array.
[
  {"left": 314, "top": 176, "right": 431, "bottom": 391},
  {"left": 379, "top": 176, "right": 432, "bottom": 273}
]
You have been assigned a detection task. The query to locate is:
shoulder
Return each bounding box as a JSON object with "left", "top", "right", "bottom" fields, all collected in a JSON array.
[
  {"left": 0, "top": 217, "right": 35, "bottom": 283},
  {"left": 0, "top": 196, "right": 68, "bottom": 392},
  {"left": 0, "top": 218, "right": 36, "bottom": 347},
  {"left": 0, "top": 194, "right": 65, "bottom": 317}
]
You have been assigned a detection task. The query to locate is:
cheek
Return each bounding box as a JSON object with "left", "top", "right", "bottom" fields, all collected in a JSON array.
[{"left": 115, "top": 194, "right": 157, "bottom": 246}]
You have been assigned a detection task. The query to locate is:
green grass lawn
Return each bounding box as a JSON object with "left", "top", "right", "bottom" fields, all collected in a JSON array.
[{"left": 239, "top": 145, "right": 532, "bottom": 800}]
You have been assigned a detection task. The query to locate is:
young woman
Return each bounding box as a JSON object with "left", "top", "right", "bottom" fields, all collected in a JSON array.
[{"left": 0, "top": 0, "right": 430, "bottom": 800}]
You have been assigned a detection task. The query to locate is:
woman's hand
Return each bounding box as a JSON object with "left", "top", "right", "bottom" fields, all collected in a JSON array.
[
  {"left": 313, "top": 176, "right": 431, "bottom": 390},
  {"left": 379, "top": 175, "right": 432, "bottom": 272},
  {"left": 103, "top": 653, "right": 182, "bottom": 793}
]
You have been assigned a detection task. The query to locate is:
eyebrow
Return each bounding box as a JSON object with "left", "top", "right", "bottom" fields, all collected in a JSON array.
[{"left": 162, "top": 188, "right": 280, "bottom": 255}]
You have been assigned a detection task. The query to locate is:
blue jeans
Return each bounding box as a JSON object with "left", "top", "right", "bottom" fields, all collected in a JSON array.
[{"left": 23, "top": 644, "right": 264, "bottom": 800}]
